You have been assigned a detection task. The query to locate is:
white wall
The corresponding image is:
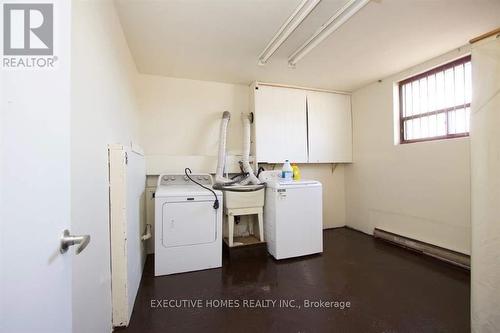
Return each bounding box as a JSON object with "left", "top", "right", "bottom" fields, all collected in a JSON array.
[
  {"left": 71, "top": 1, "right": 140, "bottom": 332},
  {"left": 345, "top": 47, "right": 472, "bottom": 254},
  {"left": 470, "top": 36, "right": 500, "bottom": 332},
  {"left": 281, "top": 164, "right": 346, "bottom": 228},
  {"left": 301, "top": 164, "right": 345, "bottom": 229},
  {"left": 137, "top": 74, "right": 249, "bottom": 171},
  {"left": 137, "top": 75, "right": 346, "bottom": 228}
]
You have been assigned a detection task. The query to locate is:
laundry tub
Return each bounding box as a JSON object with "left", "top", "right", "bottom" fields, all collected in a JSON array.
[
  {"left": 215, "top": 184, "right": 265, "bottom": 247},
  {"left": 222, "top": 185, "right": 265, "bottom": 209}
]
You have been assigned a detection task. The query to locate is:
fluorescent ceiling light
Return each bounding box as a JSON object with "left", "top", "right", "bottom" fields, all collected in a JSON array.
[
  {"left": 288, "top": 0, "right": 370, "bottom": 67},
  {"left": 258, "top": 0, "right": 321, "bottom": 65}
]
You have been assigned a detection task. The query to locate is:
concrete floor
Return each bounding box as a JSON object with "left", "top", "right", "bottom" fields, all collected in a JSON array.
[{"left": 119, "top": 227, "right": 470, "bottom": 332}]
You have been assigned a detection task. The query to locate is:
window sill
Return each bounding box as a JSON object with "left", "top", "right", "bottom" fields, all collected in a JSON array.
[{"left": 399, "top": 133, "right": 469, "bottom": 145}]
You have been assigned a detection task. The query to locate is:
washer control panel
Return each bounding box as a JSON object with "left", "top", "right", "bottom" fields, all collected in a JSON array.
[{"left": 158, "top": 173, "right": 213, "bottom": 186}]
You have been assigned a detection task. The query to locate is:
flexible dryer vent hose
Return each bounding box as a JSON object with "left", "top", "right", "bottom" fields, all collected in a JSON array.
[
  {"left": 239, "top": 113, "right": 260, "bottom": 185},
  {"left": 215, "top": 111, "right": 234, "bottom": 184}
]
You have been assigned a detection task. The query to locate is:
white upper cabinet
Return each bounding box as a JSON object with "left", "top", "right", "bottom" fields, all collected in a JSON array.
[
  {"left": 254, "top": 85, "right": 308, "bottom": 163},
  {"left": 252, "top": 84, "right": 352, "bottom": 164},
  {"left": 307, "top": 91, "right": 352, "bottom": 163}
]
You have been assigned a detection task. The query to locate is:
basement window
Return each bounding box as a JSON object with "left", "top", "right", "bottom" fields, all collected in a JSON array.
[{"left": 398, "top": 55, "right": 471, "bottom": 144}]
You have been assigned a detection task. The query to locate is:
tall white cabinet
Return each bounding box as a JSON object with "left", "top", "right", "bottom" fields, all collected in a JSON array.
[
  {"left": 108, "top": 144, "right": 147, "bottom": 327},
  {"left": 252, "top": 83, "right": 352, "bottom": 164}
]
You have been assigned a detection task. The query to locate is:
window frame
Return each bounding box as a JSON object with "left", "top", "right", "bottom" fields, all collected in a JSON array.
[{"left": 398, "top": 55, "right": 471, "bottom": 144}]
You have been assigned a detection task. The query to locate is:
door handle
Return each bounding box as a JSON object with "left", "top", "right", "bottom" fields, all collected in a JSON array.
[{"left": 60, "top": 229, "right": 91, "bottom": 255}]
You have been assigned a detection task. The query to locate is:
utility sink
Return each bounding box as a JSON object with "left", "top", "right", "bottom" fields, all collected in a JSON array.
[{"left": 222, "top": 187, "right": 265, "bottom": 209}]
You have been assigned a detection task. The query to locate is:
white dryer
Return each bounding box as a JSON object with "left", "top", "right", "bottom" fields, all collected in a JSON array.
[{"left": 154, "top": 173, "right": 222, "bottom": 276}]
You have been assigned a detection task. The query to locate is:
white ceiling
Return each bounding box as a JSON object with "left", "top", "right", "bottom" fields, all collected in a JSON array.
[{"left": 116, "top": 0, "right": 500, "bottom": 91}]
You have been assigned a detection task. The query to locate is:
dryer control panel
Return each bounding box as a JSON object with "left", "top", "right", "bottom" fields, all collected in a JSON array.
[{"left": 158, "top": 173, "right": 214, "bottom": 187}]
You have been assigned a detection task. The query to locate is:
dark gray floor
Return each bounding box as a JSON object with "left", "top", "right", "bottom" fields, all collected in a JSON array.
[{"left": 119, "top": 227, "right": 470, "bottom": 332}]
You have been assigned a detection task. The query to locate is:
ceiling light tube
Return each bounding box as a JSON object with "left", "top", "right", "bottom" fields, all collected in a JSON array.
[
  {"left": 288, "top": 0, "right": 370, "bottom": 67},
  {"left": 258, "top": 0, "right": 321, "bottom": 65}
]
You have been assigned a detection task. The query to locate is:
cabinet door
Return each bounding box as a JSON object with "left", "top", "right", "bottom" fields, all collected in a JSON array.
[
  {"left": 307, "top": 91, "right": 352, "bottom": 163},
  {"left": 254, "top": 85, "right": 308, "bottom": 163}
]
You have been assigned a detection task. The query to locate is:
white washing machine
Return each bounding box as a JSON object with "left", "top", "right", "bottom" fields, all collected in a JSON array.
[
  {"left": 264, "top": 179, "right": 323, "bottom": 260},
  {"left": 154, "top": 173, "right": 222, "bottom": 276}
]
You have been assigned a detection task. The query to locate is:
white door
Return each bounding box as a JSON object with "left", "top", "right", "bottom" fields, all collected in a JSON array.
[
  {"left": 0, "top": 2, "right": 75, "bottom": 332},
  {"left": 162, "top": 200, "right": 217, "bottom": 247},
  {"left": 307, "top": 91, "right": 352, "bottom": 163},
  {"left": 254, "top": 85, "right": 308, "bottom": 163}
]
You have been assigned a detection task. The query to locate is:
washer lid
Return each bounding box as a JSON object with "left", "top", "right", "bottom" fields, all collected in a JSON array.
[
  {"left": 155, "top": 185, "right": 222, "bottom": 197},
  {"left": 266, "top": 179, "right": 321, "bottom": 189}
]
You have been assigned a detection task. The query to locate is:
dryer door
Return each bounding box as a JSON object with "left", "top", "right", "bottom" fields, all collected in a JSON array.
[{"left": 162, "top": 200, "right": 217, "bottom": 247}]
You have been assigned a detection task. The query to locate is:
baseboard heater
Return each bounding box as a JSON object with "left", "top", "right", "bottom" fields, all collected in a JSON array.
[{"left": 373, "top": 228, "right": 470, "bottom": 269}]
